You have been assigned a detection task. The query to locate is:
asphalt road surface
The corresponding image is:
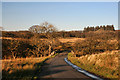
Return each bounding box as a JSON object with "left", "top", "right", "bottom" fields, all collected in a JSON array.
[{"left": 39, "top": 51, "right": 92, "bottom": 79}]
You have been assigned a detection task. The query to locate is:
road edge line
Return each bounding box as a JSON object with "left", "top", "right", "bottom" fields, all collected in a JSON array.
[{"left": 64, "top": 58, "right": 103, "bottom": 80}]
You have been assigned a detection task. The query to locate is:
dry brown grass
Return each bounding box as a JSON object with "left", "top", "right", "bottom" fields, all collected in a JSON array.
[
  {"left": 59, "top": 38, "right": 85, "bottom": 43},
  {"left": 0, "top": 37, "right": 28, "bottom": 41},
  {"left": 107, "top": 39, "right": 118, "bottom": 44},
  {"left": 2, "top": 57, "right": 49, "bottom": 79},
  {"left": 68, "top": 50, "right": 119, "bottom": 79},
  {"left": 1, "top": 37, "right": 85, "bottom": 44},
  {"left": 2, "top": 57, "right": 48, "bottom": 73},
  {"left": 78, "top": 50, "right": 119, "bottom": 70}
]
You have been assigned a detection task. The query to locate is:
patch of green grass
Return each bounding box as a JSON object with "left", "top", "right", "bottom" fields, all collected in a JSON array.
[{"left": 51, "top": 53, "right": 59, "bottom": 58}]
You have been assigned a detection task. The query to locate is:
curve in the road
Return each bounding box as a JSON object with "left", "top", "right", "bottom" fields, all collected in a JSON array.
[{"left": 39, "top": 52, "right": 93, "bottom": 79}]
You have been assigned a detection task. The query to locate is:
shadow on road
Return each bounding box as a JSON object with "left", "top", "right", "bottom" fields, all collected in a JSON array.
[
  {"left": 38, "top": 51, "right": 92, "bottom": 79},
  {"left": 51, "top": 65, "right": 68, "bottom": 68},
  {"left": 39, "top": 69, "right": 67, "bottom": 78}
]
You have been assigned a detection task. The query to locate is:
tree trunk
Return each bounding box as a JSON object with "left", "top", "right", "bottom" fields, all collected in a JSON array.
[
  {"left": 37, "top": 47, "right": 40, "bottom": 57},
  {"left": 49, "top": 45, "right": 51, "bottom": 56},
  {"left": 41, "top": 55, "right": 42, "bottom": 57},
  {"left": 12, "top": 52, "right": 16, "bottom": 59},
  {"left": 13, "top": 56, "right": 16, "bottom": 59}
]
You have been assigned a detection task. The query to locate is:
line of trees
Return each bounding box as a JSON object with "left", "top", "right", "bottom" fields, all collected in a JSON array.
[
  {"left": 2, "top": 25, "right": 116, "bottom": 39},
  {"left": 84, "top": 25, "right": 115, "bottom": 32},
  {"left": 2, "top": 31, "right": 85, "bottom": 39},
  {"left": 2, "top": 31, "right": 34, "bottom": 39}
]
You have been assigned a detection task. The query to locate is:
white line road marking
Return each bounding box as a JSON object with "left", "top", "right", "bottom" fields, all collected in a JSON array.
[{"left": 64, "top": 58, "right": 103, "bottom": 80}]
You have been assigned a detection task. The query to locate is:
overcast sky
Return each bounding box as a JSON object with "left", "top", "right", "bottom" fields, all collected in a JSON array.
[{"left": 2, "top": 2, "right": 118, "bottom": 31}]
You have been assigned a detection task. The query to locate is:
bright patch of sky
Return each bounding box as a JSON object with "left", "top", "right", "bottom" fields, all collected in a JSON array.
[{"left": 2, "top": 2, "right": 118, "bottom": 31}]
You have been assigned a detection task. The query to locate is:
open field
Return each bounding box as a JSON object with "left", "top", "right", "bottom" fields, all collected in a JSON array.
[
  {"left": 58, "top": 38, "right": 85, "bottom": 43},
  {"left": 0, "top": 37, "right": 28, "bottom": 41},
  {"left": 0, "top": 37, "right": 85, "bottom": 42},
  {"left": 68, "top": 50, "right": 119, "bottom": 79},
  {"left": 2, "top": 57, "right": 49, "bottom": 80}
]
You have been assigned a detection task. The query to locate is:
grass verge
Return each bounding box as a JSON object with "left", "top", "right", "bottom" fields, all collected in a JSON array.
[
  {"left": 68, "top": 50, "right": 119, "bottom": 79},
  {"left": 2, "top": 57, "right": 49, "bottom": 80},
  {"left": 2, "top": 52, "right": 59, "bottom": 80}
]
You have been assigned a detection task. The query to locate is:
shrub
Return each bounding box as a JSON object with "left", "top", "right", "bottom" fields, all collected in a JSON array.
[{"left": 73, "top": 31, "right": 118, "bottom": 56}]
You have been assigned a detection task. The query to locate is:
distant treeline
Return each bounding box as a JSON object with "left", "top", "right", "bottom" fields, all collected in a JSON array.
[
  {"left": 2, "top": 25, "right": 116, "bottom": 39},
  {"left": 83, "top": 25, "right": 115, "bottom": 32},
  {"left": 2, "top": 31, "right": 85, "bottom": 39},
  {"left": 2, "top": 31, "right": 34, "bottom": 39}
]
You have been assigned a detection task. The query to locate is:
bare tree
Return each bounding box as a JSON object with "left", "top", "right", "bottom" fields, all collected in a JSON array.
[
  {"left": 30, "top": 36, "right": 51, "bottom": 57},
  {"left": 29, "top": 22, "right": 57, "bottom": 33},
  {"left": 8, "top": 40, "right": 20, "bottom": 59},
  {"left": 29, "top": 22, "right": 58, "bottom": 56}
]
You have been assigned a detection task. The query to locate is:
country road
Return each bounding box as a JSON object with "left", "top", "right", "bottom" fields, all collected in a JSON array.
[{"left": 39, "top": 52, "right": 92, "bottom": 79}]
